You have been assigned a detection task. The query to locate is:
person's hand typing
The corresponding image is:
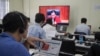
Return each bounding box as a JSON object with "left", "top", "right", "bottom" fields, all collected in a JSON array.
[{"left": 25, "top": 37, "right": 47, "bottom": 49}]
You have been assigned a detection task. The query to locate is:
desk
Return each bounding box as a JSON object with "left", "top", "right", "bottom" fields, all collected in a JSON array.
[
  {"left": 29, "top": 37, "right": 94, "bottom": 56},
  {"left": 76, "top": 43, "right": 90, "bottom": 49},
  {"left": 29, "top": 49, "right": 39, "bottom": 55},
  {"left": 29, "top": 49, "right": 83, "bottom": 56},
  {"left": 74, "top": 35, "right": 95, "bottom": 54},
  {"left": 75, "top": 43, "right": 91, "bottom": 54},
  {"left": 53, "top": 37, "right": 92, "bottom": 55},
  {"left": 84, "top": 35, "right": 94, "bottom": 39}
]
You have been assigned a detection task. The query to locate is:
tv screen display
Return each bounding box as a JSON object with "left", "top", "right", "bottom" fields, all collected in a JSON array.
[{"left": 39, "top": 6, "right": 70, "bottom": 24}]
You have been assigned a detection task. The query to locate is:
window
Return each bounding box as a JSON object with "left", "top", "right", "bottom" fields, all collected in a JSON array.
[{"left": 0, "top": 0, "right": 9, "bottom": 19}]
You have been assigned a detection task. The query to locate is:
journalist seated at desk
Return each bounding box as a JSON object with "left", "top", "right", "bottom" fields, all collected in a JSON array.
[
  {"left": 0, "top": 11, "right": 46, "bottom": 56},
  {"left": 75, "top": 18, "right": 91, "bottom": 35}
]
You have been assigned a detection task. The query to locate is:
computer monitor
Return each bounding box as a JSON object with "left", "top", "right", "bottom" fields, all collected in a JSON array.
[
  {"left": 56, "top": 23, "right": 68, "bottom": 33},
  {"left": 39, "top": 6, "right": 70, "bottom": 25}
]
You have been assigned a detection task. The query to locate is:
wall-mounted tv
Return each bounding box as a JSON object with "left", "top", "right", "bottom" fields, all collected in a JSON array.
[{"left": 39, "top": 5, "right": 70, "bottom": 24}]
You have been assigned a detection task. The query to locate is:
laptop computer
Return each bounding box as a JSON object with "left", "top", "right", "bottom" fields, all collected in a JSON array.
[
  {"left": 39, "top": 39, "right": 62, "bottom": 56},
  {"left": 56, "top": 23, "right": 68, "bottom": 33}
]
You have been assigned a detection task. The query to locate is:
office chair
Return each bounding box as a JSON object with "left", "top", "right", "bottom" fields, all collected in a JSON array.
[
  {"left": 52, "top": 37, "right": 62, "bottom": 41},
  {"left": 94, "top": 32, "right": 100, "bottom": 42},
  {"left": 74, "top": 32, "right": 86, "bottom": 35},
  {"left": 59, "top": 39, "right": 75, "bottom": 56},
  {"left": 74, "top": 32, "right": 86, "bottom": 41},
  {"left": 86, "top": 43, "right": 100, "bottom": 56}
]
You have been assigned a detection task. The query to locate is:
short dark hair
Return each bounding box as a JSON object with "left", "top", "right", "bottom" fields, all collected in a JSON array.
[
  {"left": 46, "top": 18, "right": 53, "bottom": 25},
  {"left": 51, "top": 10, "right": 56, "bottom": 14},
  {"left": 27, "top": 17, "right": 30, "bottom": 22},
  {"left": 35, "top": 13, "right": 45, "bottom": 23},
  {"left": 81, "top": 18, "right": 87, "bottom": 23},
  {"left": 2, "top": 11, "right": 28, "bottom": 33}
]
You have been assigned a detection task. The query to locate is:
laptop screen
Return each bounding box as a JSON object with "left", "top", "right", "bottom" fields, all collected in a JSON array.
[
  {"left": 56, "top": 23, "right": 68, "bottom": 33},
  {"left": 39, "top": 40, "right": 62, "bottom": 56}
]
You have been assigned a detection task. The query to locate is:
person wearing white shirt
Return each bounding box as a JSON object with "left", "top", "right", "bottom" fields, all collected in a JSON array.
[
  {"left": 43, "top": 18, "right": 57, "bottom": 39},
  {"left": 75, "top": 18, "right": 90, "bottom": 35}
]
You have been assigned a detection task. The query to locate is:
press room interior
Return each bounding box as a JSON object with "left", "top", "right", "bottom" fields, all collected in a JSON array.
[
  {"left": 0, "top": 0, "right": 100, "bottom": 56},
  {"left": 2, "top": 0, "right": 99, "bottom": 33}
]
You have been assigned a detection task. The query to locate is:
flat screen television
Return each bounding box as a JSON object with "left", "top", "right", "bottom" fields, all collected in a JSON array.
[{"left": 39, "top": 5, "right": 70, "bottom": 25}]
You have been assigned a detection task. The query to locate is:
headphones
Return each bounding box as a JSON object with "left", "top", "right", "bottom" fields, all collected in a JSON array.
[{"left": 15, "top": 13, "right": 25, "bottom": 33}]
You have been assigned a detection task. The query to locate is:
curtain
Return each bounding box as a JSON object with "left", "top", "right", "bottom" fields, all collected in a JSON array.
[{"left": 0, "top": 0, "right": 9, "bottom": 19}]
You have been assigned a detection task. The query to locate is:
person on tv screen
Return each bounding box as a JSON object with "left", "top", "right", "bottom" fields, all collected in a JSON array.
[{"left": 47, "top": 10, "right": 61, "bottom": 24}]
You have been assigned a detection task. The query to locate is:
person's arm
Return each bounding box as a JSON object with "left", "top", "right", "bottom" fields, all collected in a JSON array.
[
  {"left": 27, "top": 37, "right": 46, "bottom": 45},
  {"left": 24, "top": 37, "right": 46, "bottom": 50},
  {"left": 24, "top": 25, "right": 46, "bottom": 49}
]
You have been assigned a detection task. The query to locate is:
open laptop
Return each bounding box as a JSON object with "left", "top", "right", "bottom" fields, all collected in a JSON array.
[
  {"left": 56, "top": 23, "right": 68, "bottom": 33},
  {"left": 39, "top": 39, "right": 62, "bottom": 56}
]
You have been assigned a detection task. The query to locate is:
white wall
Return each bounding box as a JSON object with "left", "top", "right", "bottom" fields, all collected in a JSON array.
[
  {"left": 90, "top": 0, "right": 100, "bottom": 32},
  {"left": 0, "top": 0, "right": 23, "bottom": 24},
  {"left": 9, "top": 0, "right": 23, "bottom": 13},
  {"left": 23, "top": 0, "right": 100, "bottom": 33}
]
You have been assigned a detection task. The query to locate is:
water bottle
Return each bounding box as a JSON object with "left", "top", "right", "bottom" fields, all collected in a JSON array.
[{"left": 79, "top": 35, "right": 84, "bottom": 44}]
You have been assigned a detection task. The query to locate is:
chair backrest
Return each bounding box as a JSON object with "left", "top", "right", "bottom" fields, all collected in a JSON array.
[
  {"left": 74, "top": 32, "right": 86, "bottom": 41},
  {"left": 74, "top": 32, "right": 86, "bottom": 35},
  {"left": 87, "top": 43, "right": 100, "bottom": 56},
  {"left": 59, "top": 39, "right": 75, "bottom": 56},
  {"left": 94, "top": 32, "right": 100, "bottom": 41},
  {"left": 52, "top": 38, "right": 75, "bottom": 56},
  {"left": 52, "top": 37, "right": 62, "bottom": 41}
]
